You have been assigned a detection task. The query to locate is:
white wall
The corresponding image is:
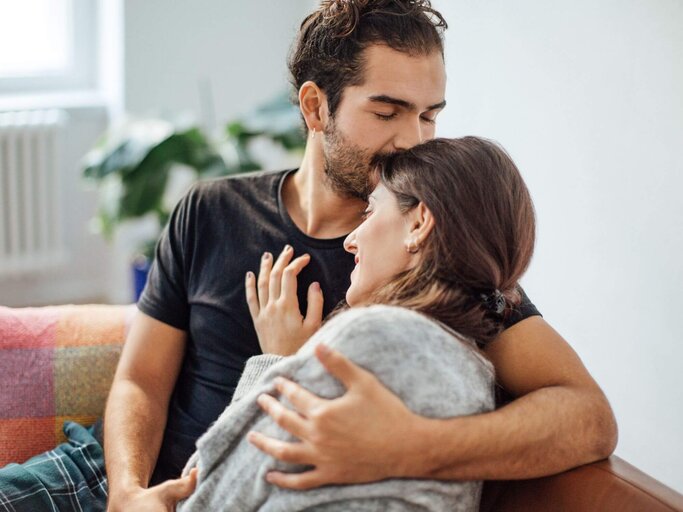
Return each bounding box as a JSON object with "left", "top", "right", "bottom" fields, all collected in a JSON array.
[
  {"left": 124, "top": 0, "right": 313, "bottom": 128},
  {"left": 433, "top": 0, "right": 683, "bottom": 492}
]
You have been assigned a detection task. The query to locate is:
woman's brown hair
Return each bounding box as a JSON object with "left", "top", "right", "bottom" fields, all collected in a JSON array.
[{"left": 369, "top": 137, "right": 536, "bottom": 345}]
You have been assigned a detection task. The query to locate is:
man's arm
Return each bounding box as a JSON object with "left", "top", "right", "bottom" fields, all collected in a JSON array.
[
  {"left": 417, "top": 315, "right": 617, "bottom": 480},
  {"left": 105, "top": 310, "right": 194, "bottom": 510},
  {"left": 248, "top": 317, "right": 618, "bottom": 488}
]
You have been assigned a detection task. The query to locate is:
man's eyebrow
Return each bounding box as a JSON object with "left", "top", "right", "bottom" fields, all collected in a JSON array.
[{"left": 368, "top": 95, "right": 446, "bottom": 112}]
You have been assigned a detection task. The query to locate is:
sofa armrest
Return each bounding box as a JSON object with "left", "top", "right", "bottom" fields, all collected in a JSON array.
[
  {"left": 0, "top": 304, "right": 135, "bottom": 466},
  {"left": 481, "top": 456, "right": 683, "bottom": 512}
]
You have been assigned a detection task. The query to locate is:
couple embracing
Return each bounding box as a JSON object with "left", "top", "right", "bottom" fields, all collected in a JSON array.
[{"left": 92, "top": 1, "right": 617, "bottom": 511}]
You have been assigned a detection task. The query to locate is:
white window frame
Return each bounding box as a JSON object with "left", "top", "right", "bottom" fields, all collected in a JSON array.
[{"left": 0, "top": 0, "right": 99, "bottom": 95}]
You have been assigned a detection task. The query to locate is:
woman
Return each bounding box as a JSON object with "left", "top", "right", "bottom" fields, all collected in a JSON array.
[{"left": 177, "top": 136, "right": 536, "bottom": 511}]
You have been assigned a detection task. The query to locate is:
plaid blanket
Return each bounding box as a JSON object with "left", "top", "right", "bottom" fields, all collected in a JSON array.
[{"left": 0, "top": 420, "right": 107, "bottom": 511}]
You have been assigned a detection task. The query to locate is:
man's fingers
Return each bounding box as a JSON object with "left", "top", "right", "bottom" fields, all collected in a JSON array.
[
  {"left": 281, "top": 254, "right": 311, "bottom": 302},
  {"left": 247, "top": 430, "right": 311, "bottom": 465},
  {"left": 304, "top": 282, "right": 323, "bottom": 329},
  {"left": 245, "top": 271, "right": 259, "bottom": 319},
  {"left": 159, "top": 467, "right": 198, "bottom": 502},
  {"left": 256, "top": 392, "right": 309, "bottom": 437},
  {"left": 265, "top": 469, "right": 325, "bottom": 490},
  {"left": 314, "top": 344, "right": 371, "bottom": 390},
  {"left": 269, "top": 245, "right": 294, "bottom": 301},
  {"left": 273, "top": 377, "right": 323, "bottom": 417},
  {"left": 257, "top": 252, "right": 272, "bottom": 306}
]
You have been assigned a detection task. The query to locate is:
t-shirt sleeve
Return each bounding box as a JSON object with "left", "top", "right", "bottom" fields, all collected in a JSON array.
[
  {"left": 503, "top": 286, "right": 542, "bottom": 329},
  {"left": 136, "top": 187, "right": 196, "bottom": 331}
]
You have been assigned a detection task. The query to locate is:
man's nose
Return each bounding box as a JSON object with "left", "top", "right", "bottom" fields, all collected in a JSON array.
[{"left": 393, "top": 118, "right": 424, "bottom": 151}]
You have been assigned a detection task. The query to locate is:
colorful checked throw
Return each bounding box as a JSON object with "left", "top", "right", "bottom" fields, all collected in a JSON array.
[{"left": 0, "top": 304, "right": 135, "bottom": 468}]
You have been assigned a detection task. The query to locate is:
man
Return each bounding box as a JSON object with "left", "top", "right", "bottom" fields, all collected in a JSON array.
[{"left": 105, "top": 0, "right": 616, "bottom": 510}]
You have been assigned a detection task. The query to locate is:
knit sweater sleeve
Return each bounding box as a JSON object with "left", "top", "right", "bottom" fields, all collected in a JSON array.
[
  {"left": 180, "top": 353, "right": 284, "bottom": 477},
  {"left": 178, "top": 305, "right": 495, "bottom": 512},
  {"left": 232, "top": 354, "right": 285, "bottom": 403}
]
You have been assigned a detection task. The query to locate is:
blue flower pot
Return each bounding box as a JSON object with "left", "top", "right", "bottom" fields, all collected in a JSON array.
[{"left": 132, "top": 256, "right": 151, "bottom": 302}]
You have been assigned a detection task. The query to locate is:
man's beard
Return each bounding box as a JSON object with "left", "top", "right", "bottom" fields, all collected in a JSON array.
[{"left": 322, "top": 119, "right": 380, "bottom": 201}]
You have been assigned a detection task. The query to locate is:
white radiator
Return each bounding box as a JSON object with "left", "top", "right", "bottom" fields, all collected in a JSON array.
[{"left": 0, "top": 110, "right": 67, "bottom": 278}]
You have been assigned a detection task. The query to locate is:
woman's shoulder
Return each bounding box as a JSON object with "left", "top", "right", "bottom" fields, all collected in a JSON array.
[
  {"left": 301, "top": 305, "right": 493, "bottom": 383},
  {"left": 315, "top": 305, "right": 475, "bottom": 353},
  {"left": 326, "top": 304, "right": 435, "bottom": 331}
]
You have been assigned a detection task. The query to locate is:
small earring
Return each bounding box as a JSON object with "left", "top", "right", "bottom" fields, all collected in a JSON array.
[
  {"left": 311, "top": 128, "right": 316, "bottom": 139},
  {"left": 406, "top": 240, "right": 419, "bottom": 254}
]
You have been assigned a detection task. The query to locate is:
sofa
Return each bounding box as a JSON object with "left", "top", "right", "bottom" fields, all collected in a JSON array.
[{"left": 1, "top": 303, "right": 682, "bottom": 511}]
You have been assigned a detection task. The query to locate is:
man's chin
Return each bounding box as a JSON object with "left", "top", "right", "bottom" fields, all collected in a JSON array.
[{"left": 324, "top": 173, "right": 372, "bottom": 201}]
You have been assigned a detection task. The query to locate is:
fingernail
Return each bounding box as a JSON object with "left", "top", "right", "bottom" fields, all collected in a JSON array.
[
  {"left": 263, "top": 252, "right": 271, "bottom": 261},
  {"left": 246, "top": 271, "right": 254, "bottom": 279},
  {"left": 317, "top": 343, "right": 331, "bottom": 357},
  {"left": 265, "top": 473, "right": 275, "bottom": 483},
  {"left": 312, "top": 281, "right": 320, "bottom": 291},
  {"left": 284, "top": 244, "right": 292, "bottom": 252}
]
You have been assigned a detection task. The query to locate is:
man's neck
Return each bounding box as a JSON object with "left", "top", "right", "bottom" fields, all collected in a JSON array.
[{"left": 283, "top": 142, "right": 366, "bottom": 240}]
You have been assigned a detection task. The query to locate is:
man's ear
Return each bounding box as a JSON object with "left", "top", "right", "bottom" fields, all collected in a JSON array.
[
  {"left": 405, "top": 202, "right": 435, "bottom": 248},
  {"left": 299, "top": 81, "right": 328, "bottom": 133}
]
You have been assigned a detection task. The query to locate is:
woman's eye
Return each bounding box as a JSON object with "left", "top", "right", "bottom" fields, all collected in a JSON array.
[
  {"left": 374, "top": 113, "right": 396, "bottom": 121},
  {"left": 362, "top": 209, "right": 373, "bottom": 219},
  {"left": 420, "top": 116, "right": 436, "bottom": 125}
]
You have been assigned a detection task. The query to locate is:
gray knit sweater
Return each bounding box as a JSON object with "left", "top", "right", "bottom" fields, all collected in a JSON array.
[{"left": 177, "top": 305, "right": 495, "bottom": 512}]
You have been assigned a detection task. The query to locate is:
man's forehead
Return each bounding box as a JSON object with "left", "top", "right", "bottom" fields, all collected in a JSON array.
[{"left": 357, "top": 45, "right": 446, "bottom": 109}]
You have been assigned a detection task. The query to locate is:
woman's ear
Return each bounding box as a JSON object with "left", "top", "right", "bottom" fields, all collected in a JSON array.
[
  {"left": 299, "top": 81, "right": 328, "bottom": 134},
  {"left": 405, "top": 202, "right": 435, "bottom": 252}
]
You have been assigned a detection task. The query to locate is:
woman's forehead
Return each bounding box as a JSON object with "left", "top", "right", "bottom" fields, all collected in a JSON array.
[{"left": 369, "top": 183, "right": 391, "bottom": 202}]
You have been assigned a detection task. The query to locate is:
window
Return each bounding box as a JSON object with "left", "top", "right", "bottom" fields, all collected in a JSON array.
[{"left": 0, "top": 0, "right": 98, "bottom": 94}]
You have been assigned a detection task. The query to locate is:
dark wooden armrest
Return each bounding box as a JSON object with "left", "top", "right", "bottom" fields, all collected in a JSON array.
[{"left": 481, "top": 456, "right": 683, "bottom": 512}]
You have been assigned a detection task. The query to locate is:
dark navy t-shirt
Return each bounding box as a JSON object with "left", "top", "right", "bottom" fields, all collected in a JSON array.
[{"left": 137, "top": 168, "right": 540, "bottom": 483}]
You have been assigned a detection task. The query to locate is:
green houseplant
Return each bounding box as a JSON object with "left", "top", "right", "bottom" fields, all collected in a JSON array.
[{"left": 82, "top": 92, "right": 305, "bottom": 298}]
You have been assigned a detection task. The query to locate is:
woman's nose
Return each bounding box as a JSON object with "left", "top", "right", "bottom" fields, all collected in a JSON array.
[{"left": 343, "top": 230, "right": 358, "bottom": 254}]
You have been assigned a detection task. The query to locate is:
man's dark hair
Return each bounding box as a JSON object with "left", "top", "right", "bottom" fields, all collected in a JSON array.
[{"left": 288, "top": 0, "right": 447, "bottom": 124}]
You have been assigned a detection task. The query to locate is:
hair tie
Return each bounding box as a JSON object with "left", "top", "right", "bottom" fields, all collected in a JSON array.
[{"left": 480, "top": 289, "right": 506, "bottom": 315}]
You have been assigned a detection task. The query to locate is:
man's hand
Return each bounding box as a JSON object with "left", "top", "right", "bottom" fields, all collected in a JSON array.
[
  {"left": 107, "top": 468, "right": 197, "bottom": 512},
  {"left": 246, "top": 245, "right": 324, "bottom": 356},
  {"left": 247, "top": 343, "right": 425, "bottom": 489}
]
